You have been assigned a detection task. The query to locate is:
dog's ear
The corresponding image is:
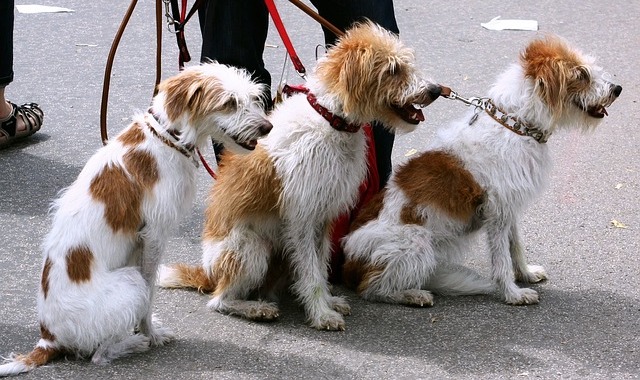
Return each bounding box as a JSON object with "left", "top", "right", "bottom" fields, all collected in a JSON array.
[
  {"left": 522, "top": 35, "right": 588, "bottom": 118},
  {"left": 159, "top": 69, "right": 229, "bottom": 123},
  {"left": 533, "top": 60, "right": 569, "bottom": 116}
]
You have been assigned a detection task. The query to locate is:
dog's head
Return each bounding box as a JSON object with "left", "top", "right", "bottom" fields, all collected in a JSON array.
[
  {"left": 313, "top": 21, "right": 441, "bottom": 133},
  {"left": 520, "top": 35, "right": 622, "bottom": 130},
  {"left": 156, "top": 63, "right": 272, "bottom": 152}
]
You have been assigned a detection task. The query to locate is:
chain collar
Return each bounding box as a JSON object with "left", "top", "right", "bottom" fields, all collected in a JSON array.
[
  {"left": 480, "top": 99, "right": 549, "bottom": 143},
  {"left": 443, "top": 89, "right": 549, "bottom": 143},
  {"left": 144, "top": 113, "right": 199, "bottom": 167}
]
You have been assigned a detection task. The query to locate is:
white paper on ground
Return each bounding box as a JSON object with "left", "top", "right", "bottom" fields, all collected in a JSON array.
[
  {"left": 16, "top": 5, "right": 75, "bottom": 14},
  {"left": 481, "top": 16, "right": 538, "bottom": 31}
]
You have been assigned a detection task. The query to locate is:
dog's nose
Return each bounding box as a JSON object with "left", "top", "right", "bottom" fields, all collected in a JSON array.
[
  {"left": 428, "top": 84, "right": 442, "bottom": 100},
  {"left": 613, "top": 84, "right": 622, "bottom": 97},
  {"left": 259, "top": 120, "right": 273, "bottom": 136}
]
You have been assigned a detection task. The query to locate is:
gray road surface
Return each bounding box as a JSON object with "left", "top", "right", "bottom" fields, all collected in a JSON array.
[{"left": 0, "top": 1, "right": 638, "bottom": 379}]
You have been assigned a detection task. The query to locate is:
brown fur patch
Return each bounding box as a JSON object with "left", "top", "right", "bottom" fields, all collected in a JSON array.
[
  {"left": 123, "top": 149, "right": 159, "bottom": 189},
  {"left": 20, "top": 346, "right": 61, "bottom": 368},
  {"left": 203, "top": 146, "right": 282, "bottom": 241},
  {"left": 166, "top": 263, "right": 216, "bottom": 293},
  {"left": 66, "top": 246, "right": 93, "bottom": 283},
  {"left": 39, "top": 323, "right": 56, "bottom": 341},
  {"left": 41, "top": 257, "right": 52, "bottom": 299},
  {"left": 521, "top": 36, "right": 587, "bottom": 115},
  {"left": 343, "top": 258, "right": 385, "bottom": 295},
  {"left": 89, "top": 149, "right": 158, "bottom": 234},
  {"left": 117, "top": 123, "right": 146, "bottom": 147},
  {"left": 400, "top": 204, "right": 425, "bottom": 225},
  {"left": 394, "top": 151, "right": 485, "bottom": 223},
  {"left": 212, "top": 250, "right": 243, "bottom": 296},
  {"left": 159, "top": 68, "right": 230, "bottom": 124},
  {"left": 349, "top": 189, "right": 386, "bottom": 231}
]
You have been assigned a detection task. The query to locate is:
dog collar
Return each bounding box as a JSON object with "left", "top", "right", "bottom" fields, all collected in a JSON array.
[
  {"left": 477, "top": 99, "right": 549, "bottom": 143},
  {"left": 306, "top": 93, "right": 361, "bottom": 133},
  {"left": 144, "top": 113, "right": 199, "bottom": 167}
]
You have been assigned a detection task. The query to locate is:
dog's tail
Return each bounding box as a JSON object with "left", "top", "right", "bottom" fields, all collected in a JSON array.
[
  {"left": 157, "top": 263, "right": 216, "bottom": 294},
  {"left": 0, "top": 343, "right": 62, "bottom": 377},
  {"left": 426, "top": 264, "right": 496, "bottom": 296}
]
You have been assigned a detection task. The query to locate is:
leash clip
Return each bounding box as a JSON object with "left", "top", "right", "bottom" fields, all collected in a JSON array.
[{"left": 163, "top": 0, "right": 180, "bottom": 33}]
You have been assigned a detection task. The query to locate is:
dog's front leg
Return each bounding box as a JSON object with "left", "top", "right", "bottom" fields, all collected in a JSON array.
[
  {"left": 285, "top": 221, "right": 347, "bottom": 331},
  {"left": 509, "top": 223, "right": 548, "bottom": 284},
  {"left": 486, "top": 220, "right": 539, "bottom": 305},
  {"left": 137, "top": 229, "right": 175, "bottom": 346}
]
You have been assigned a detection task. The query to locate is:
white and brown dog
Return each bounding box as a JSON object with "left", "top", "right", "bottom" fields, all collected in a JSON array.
[
  {"left": 0, "top": 63, "right": 271, "bottom": 376},
  {"left": 158, "top": 22, "right": 442, "bottom": 331},
  {"left": 342, "top": 35, "right": 622, "bottom": 307}
]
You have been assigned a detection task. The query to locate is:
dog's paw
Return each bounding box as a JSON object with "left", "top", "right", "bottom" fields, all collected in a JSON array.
[
  {"left": 505, "top": 287, "right": 540, "bottom": 305},
  {"left": 92, "top": 334, "right": 151, "bottom": 365},
  {"left": 148, "top": 325, "right": 175, "bottom": 346},
  {"left": 401, "top": 289, "right": 434, "bottom": 307},
  {"left": 516, "top": 265, "right": 548, "bottom": 283},
  {"left": 310, "top": 310, "right": 346, "bottom": 331},
  {"left": 243, "top": 301, "right": 280, "bottom": 321},
  {"left": 209, "top": 298, "right": 280, "bottom": 321},
  {"left": 329, "top": 296, "right": 351, "bottom": 316}
]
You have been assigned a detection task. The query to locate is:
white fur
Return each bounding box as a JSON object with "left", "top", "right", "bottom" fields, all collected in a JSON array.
[
  {"left": 343, "top": 36, "right": 622, "bottom": 307},
  {"left": 0, "top": 62, "right": 270, "bottom": 376}
]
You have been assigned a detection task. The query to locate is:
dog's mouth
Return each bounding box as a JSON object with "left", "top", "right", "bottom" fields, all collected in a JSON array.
[
  {"left": 237, "top": 139, "right": 259, "bottom": 150},
  {"left": 392, "top": 104, "right": 425, "bottom": 125},
  {"left": 576, "top": 102, "right": 609, "bottom": 119},
  {"left": 586, "top": 104, "right": 608, "bottom": 119},
  {"left": 391, "top": 84, "right": 442, "bottom": 125}
]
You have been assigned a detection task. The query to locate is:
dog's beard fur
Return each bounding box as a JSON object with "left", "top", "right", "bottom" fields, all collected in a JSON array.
[{"left": 342, "top": 34, "right": 621, "bottom": 308}]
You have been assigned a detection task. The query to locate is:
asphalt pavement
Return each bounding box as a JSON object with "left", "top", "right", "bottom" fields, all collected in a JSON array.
[{"left": 0, "top": 1, "right": 638, "bottom": 379}]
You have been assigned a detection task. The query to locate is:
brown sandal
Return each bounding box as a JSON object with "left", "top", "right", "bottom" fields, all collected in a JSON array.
[{"left": 0, "top": 101, "right": 44, "bottom": 148}]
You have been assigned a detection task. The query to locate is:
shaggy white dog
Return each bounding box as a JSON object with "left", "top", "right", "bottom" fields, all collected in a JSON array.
[
  {"left": 0, "top": 63, "right": 271, "bottom": 376},
  {"left": 158, "top": 22, "right": 442, "bottom": 331},
  {"left": 342, "top": 35, "right": 622, "bottom": 307}
]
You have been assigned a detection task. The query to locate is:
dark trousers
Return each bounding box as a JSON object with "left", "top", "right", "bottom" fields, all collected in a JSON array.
[
  {"left": 198, "top": 0, "right": 398, "bottom": 187},
  {"left": 0, "top": 0, "right": 15, "bottom": 87}
]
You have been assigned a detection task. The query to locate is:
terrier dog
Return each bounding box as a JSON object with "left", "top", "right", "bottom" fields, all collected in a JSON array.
[
  {"left": 0, "top": 63, "right": 272, "bottom": 376},
  {"left": 342, "top": 35, "right": 622, "bottom": 307},
  {"left": 158, "top": 22, "right": 442, "bottom": 330}
]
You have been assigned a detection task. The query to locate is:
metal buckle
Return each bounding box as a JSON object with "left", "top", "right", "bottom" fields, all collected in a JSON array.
[{"left": 163, "top": 0, "right": 180, "bottom": 34}]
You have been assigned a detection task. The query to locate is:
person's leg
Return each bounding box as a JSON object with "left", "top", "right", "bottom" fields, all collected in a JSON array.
[
  {"left": 0, "top": 0, "right": 44, "bottom": 147},
  {"left": 198, "top": 0, "right": 271, "bottom": 158},
  {"left": 311, "top": 0, "right": 399, "bottom": 188},
  {"left": 0, "top": 0, "right": 14, "bottom": 85}
]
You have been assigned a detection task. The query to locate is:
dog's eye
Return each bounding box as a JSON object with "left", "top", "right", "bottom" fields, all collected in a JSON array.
[
  {"left": 576, "top": 67, "right": 591, "bottom": 82},
  {"left": 223, "top": 98, "right": 238, "bottom": 111}
]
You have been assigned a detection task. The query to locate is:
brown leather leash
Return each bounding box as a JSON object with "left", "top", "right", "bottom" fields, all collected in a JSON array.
[
  {"left": 100, "top": 0, "right": 203, "bottom": 146},
  {"left": 100, "top": 0, "right": 163, "bottom": 145}
]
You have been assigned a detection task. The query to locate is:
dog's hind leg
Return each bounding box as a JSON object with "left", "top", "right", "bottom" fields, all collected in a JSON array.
[
  {"left": 486, "top": 220, "right": 540, "bottom": 305},
  {"left": 345, "top": 224, "right": 437, "bottom": 307},
  {"left": 91, "top": 334, "right": 151, "bottom": 365},
  {"left": 509, "top": 223, "right": 548, "bottom": 284},
  {"left": 206, "top": 230, "right": 279, "bottom": 321}
]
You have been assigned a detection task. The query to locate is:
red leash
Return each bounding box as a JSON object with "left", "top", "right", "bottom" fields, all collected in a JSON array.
[
  {"left": 197, "top": 148, "right": 217, "bottom": 180},
  {"left": 264, "top": 0, "right": 307, "bottom": 77}
]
